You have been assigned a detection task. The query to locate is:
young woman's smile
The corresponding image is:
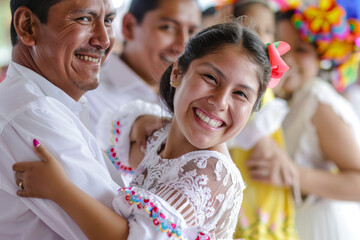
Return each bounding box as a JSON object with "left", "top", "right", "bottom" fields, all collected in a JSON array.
[{"left": 170, "top": 46, "right": 260, "bottom": 151}]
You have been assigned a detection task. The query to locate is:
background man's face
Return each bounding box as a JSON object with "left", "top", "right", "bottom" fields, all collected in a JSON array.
[{"left": 124, "top": 0, "right": 201, "bottom": 86}]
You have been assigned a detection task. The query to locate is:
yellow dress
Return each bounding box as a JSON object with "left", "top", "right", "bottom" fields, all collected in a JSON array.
[{"left": 231, "top": 90, "right": 298, "bottom": 240}]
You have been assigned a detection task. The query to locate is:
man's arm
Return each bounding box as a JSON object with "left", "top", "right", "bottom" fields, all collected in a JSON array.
[
  {"left": 14, "top": 142, "right": 129, "bottom": 240},
  {"left": 1, "top": 101, "right": 118, "bottom": 239}
]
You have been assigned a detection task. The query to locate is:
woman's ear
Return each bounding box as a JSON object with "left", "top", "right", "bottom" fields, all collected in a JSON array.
[
  {"left": 170, "top": 60, "right": 181, "bottom": 88},
  {"left": 13, "top": 6, "right": 37, "bottom": 46},
  {"left": 122, "top": 13, "right": 137, "bottom": 41}
]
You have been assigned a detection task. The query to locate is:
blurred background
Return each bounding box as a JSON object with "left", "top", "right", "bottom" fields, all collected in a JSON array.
[
  {"left": 0, "top": 0, "right": 217, "bottom": 68},
  {"left": 0, "top": 0, "right": 358, "bottom": 81}
]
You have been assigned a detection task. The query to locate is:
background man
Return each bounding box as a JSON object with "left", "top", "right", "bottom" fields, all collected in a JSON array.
[{"left": 86, "top": 0, "right": 202, "bottom": 131}]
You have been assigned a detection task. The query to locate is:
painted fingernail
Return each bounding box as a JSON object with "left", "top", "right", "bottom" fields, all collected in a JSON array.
[{"left": 33, "top": 139, "right": 40, "bottom": 147}]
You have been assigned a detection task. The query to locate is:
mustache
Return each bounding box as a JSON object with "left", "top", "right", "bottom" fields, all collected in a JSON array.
[{"left": 74, "top": 48, "right": 107, "bottom": 57}]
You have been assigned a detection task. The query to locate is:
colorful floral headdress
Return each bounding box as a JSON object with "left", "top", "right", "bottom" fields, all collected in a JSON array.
[
  {"left": 289, "top": 0, "right": 360, "bottom": 92},
  {"left": 268, "top": 0, "right": 301, "bottom": 11}
]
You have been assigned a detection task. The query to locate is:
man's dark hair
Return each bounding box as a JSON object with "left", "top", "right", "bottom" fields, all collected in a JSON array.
[
  {"left": 10, "top": 0, "right": 61, "bottom": 46},
  {"left": 128, "top": 0, "right": 199, "bottom": 24},
  {"left": 127, "top": 0, "right": 161, "bottom": 24}
]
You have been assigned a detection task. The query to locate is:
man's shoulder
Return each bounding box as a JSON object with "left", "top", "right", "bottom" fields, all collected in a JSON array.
[
  {"left": 0, "top": 76, "right": 40, "bottom": 114},
  {"left": 0, "top": 78, "right": 73, "bottom": 128}
]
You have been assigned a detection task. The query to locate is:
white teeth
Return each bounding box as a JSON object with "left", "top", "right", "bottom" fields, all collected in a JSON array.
[
  {"left": 195, "top": 109, "right": 223, "bottom": 128},
  {"left": 76, "top": 54, "right": 100, "bottom": 63}
]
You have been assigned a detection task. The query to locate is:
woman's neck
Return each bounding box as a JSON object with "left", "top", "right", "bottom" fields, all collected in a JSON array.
[
  {"left": 160, "top": 122, "right": 196, "bottom": 159},
  {"left": 160, "top": 120, "right": 229, "bottom": 159}
]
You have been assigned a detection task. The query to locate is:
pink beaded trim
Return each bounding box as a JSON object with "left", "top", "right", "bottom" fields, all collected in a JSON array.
[{"left": 120, "top": 187, "right": 211, "bottom": 240}]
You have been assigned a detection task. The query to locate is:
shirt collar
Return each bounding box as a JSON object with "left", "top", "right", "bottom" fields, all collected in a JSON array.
[
  {"left": 99, "top": 53, "right": 152, "bottom": 90},
  {"left": 8, "top": 61, "right": 87, "bottom": 113}
]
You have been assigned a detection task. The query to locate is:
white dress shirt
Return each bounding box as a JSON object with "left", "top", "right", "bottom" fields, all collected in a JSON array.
[
  {"left": 85, "top": 53, "right": 159, "bottom": 134},
  {"left": 0, "top": 61, "right": 119, "bottom": 239}
]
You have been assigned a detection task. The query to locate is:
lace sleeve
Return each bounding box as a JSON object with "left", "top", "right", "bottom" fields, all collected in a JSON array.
[{"left": 150, "top": 153, "right": 245, "bottom": 239}]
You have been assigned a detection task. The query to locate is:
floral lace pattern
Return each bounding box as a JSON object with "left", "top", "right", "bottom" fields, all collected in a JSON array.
[{"left": 130, "top": 124, "right": 245, "bottom": 239}]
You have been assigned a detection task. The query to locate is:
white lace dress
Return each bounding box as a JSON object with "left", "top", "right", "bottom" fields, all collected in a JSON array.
[
  {"left": 123, "top": 123, "right": 245, "bottom": 239},
  {"left": 283, "top": 78, "right": 360, "bottom": 240},
  {"left": 101, "top": 100, "right": 246, "bottom": 239}
]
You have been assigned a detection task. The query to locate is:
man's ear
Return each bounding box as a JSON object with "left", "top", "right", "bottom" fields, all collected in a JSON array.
[
  {"left": 13, "top": 6, "right": 38, "bottom": 46},
  {"left": 122, "top": 13, "right": 138, "bottom": 41}
]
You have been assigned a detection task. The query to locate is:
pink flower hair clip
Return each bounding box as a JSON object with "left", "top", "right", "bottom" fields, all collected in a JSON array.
[{"left": 267, "top": 41, "right": 291, "bottom": 88}]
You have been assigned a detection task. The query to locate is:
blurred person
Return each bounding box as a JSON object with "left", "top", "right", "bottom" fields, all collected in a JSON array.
[
  {"left": 202, "top": 6, "right": 219, "bottom": 28},
  {"left": 247, "top": 2, "right": 360, "bottom": 239},
  {"left": 86, "top": 0, "right": 201, "bottom": 130},
  {"left": 85, "top": 0, "right": 202, "bottom": 186},
  {"left": 0, "top": 0, "right": 124, "bottom": 239},
  {"left": 228, "top": 1, "right": 298, "bottom": 239},
  {"left": 343, "top": 80, "right": 360, "bottom": 120},
  {"left": 201, "top": 3, "right": 234, "bottom": 28}
]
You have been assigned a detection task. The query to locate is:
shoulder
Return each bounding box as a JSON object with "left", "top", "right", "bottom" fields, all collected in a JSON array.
[
  {"left": 310, "top": 79, "right": 359, "bottom": 127},
  {"left": 182, "top": 150, "right": 245, "bottom": 188}
]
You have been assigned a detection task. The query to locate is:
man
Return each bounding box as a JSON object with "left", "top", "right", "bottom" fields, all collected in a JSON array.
[
  {"left": 0, "top": 0, "right": 123, "bottom": 239},
  {"left": 85, "top": 0, "right": 202, "bottom": 186},
  {"left": 86, "top": 0, "right": 202, "bottom": 132}
]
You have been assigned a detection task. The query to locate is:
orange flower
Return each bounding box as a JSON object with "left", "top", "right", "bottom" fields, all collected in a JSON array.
[{"left": 303, "top": 0, "right": 345, "bottom": 34}]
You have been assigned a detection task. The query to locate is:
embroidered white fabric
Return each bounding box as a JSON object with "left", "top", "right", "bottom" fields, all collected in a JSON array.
[
  {"left": 113, "top": 186, "right": 210, "bottom": 240},
  {"left": 130, "top": 124, "right": 245, "bottom": 239},
  {"left": 96, "top": 100, "right": 168, "bottom": 186}
]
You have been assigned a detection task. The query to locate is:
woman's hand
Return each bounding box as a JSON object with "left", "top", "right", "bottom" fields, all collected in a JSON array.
[
  {"left": 14, "top": 140, "right": 130, "bottom": 240},
  {"left": 130, "top": 115, "right": 169, "bottom": 153},
  {"left": 13, "top": 139, "right": 71, "bottom": 200},
  {"left": 246, "top": 136, "right": 298, "bottom": 187}
]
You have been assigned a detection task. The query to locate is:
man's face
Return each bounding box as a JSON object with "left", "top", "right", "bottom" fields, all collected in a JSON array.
[
  {"left": 123, "top": 0, "right": 202, "bottom": 86},
  {"left": 32, "top": 0, "right": 116, "bottom": 100}
]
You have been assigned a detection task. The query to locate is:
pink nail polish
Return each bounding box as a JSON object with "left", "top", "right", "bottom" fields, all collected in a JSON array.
[{"left": 33, "top": 139, "right": 40, "bottom": 147}]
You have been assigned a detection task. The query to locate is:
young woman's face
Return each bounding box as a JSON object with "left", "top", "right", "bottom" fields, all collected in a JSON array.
[
  {"left": 171, "top": 45, "right": 260, "bottom": 150},
  {"left": 274, "top": 19, "right": 319, "bottom": 100}
]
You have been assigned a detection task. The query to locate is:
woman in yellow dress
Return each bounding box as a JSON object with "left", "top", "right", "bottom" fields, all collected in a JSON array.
[{"left": 228, "top": 0, "right": 298, "bottom": 239}]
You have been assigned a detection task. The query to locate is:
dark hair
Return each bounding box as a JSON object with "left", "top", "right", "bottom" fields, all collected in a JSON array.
[
  {"left": 129, "top": 0, "right": 199, "bottom": 24},
  {"left": 128, "top": 0, "right": 160, "bottom": 24},
  {"left": 233, "top": 0, "right": 270, "bottom": 17},
  {"left": 275, "top": 9, "right": 295, "bottom": 23},
  {"left": 159, "top": 20, "right": 271, "bottom": 113},
  {"left": 10, "top": 0, "right": 61, "bottom": 46},
  {"left": 202, "top": 6, "right": 216, "bottom": 18}
]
